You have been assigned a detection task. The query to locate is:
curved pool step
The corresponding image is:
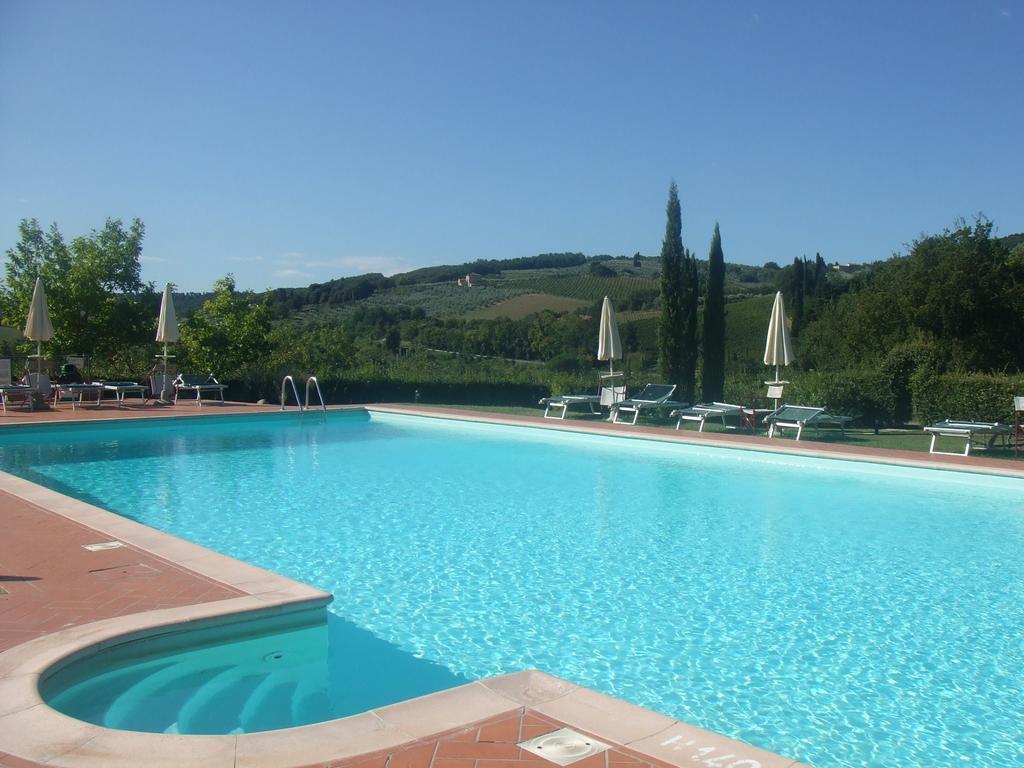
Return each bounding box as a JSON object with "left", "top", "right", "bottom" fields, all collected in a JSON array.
[
  {"left": 175, "top": 668, "right": 265, "bottom": 734},
  {"left": 104, "top": 664, "right": 232, "bottom": 732},
  {"left": 291, "top": 675, "right": 332, "bottom": 726},
  {"left": 239, "top": 672, "right": 299, "bottom": 733}
]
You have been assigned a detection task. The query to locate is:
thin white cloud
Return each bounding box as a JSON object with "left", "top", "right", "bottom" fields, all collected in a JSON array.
[
  {"left": 1000, "top": 9, "right": 1012, "bottom": 16},
  {"left": 141, "top": 255, "right": 169, "bottom": 263},
  {"left": 228, "top": 255, "right": 264, "bottom": 263},
  {"left": 272, "top": 268, "right": 314, "bottom": 280},
  {"left": 272, "top": 253, "right": 415, "bottom": 277}
]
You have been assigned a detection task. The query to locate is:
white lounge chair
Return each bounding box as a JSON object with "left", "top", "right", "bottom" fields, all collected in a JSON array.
[
  {"left": 101, "top": 380, "right": 148, "bottom": 408},
  {"left": 174, "top": 374, "right": 227, "bottom": 406},
  {"left": 923, "top": 420, "right": 1011, "bottom": 456},
  {"left": 764, "top": 404, "right": 853, "bottom": 440},
  {"left": 0, "top": 359, "right": 34, "bottom": 414},
  {"left": 671, "top": 402, "right": 744, "bottom": 432},
  {"left": 55, "top": 383, "right": 104, "bottom": 410},
  {"left": 610, "top": 384, "right": 685, "bottom": 425},
  {"left": 539, "top": 383, "right": 627, "bottom": 420}
]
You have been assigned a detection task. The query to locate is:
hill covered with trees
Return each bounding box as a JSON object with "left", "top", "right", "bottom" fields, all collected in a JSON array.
[{"left": 3, "top": 212, "right": 1021, "bottom": 423}]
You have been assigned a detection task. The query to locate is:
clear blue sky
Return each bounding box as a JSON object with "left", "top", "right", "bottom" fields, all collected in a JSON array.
[{"left": 1, "top": 1, "right": 1021, "bottom": 292}]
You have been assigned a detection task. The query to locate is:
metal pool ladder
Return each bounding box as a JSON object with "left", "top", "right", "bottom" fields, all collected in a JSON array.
[
  {"left": 305, "top": 376, "right": 326, "bottom": 412},
  {"left": 280, "top": 375, "right": 327, "bottom": 412},
  {"left": 281, "top": 375, "right": 302, "bottom": 411}
]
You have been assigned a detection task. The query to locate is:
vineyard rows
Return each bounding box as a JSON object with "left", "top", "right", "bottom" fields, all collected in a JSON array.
[{"left": 502, "top": 274, "right": 659, "bottom": 306}]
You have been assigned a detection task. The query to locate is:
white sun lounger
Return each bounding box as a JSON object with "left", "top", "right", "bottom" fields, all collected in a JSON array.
[
  {"left": 670, "top": 402, "right": 744, "bottom": 432},
  {"left": 174, "top": 374, "right": 227, "bottom": 406},
  {"left": 764, "top": 404, "right": 853, "bottom": 440},
  {"left": 924, "top": 420, "right": 1011, "bottom": 456},
  {"left": 539, "top": 384, "right": 626, "bottom": 420},
  {"left": 0, "top": 359, "right": 34, "bottom": 414},
  {"left": 102, "top": 381, "right": 148, "bottom": 408},
  {"left": 539, "top": 393, "right": 599, "bottom": 419},
  {"left": 611, "top": 384, "right": 685, "bottom": 425}
]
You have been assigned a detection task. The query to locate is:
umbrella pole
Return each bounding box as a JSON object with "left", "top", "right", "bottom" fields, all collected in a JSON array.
[
  {"left": 36, "top": 341, "right": 41, "bottom": 376},
  {"left": 160, "top": 343, "right": 171, "bottom": 404}
]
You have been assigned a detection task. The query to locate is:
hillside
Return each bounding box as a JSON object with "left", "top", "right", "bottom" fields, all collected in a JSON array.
[{"left": 254, "top": 252, "right": 800, "bottom": 325}]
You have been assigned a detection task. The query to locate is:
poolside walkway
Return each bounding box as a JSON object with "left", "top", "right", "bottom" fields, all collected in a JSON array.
[{"left": 16, "top": 400, "right": 1006, "bottom": 766}]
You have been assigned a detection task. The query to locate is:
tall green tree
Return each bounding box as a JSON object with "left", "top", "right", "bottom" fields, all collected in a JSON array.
[
  {"left": 657, "top": 182, "right": 699, "bottom": 400},
  {"left": 658, "top": 183, "right": 685, "bottom": 386},
  {"left": 789, "top": 256, "right": 805, "bottom": 335},
  {"left": 1, "top": 218, "right": 154, "bottom": 361},
  {"left": 680, "top": 246, "right": 699, "bottom": 402},
  {"left": 799, "top": 218, "right": 1024, "bottom": 372},
  {"left": 179, "top": 275, "right": 271, "bottom": 379},
  {"left": 701, "top": 223, "right": 726, "bottom": 401}
]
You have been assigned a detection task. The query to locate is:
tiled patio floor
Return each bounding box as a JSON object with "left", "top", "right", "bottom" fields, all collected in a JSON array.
[
  {"left": 0, "top": 492, "right": 243, "bottom": 655},
  {"left": 316, "top": 709, "right": 690, "bottom": 768}
]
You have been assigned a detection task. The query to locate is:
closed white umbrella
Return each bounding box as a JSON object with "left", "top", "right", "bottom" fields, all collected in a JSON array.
[
  {"left": 597, "top": 296, "right": 622, "bottom": 376},
  {"left": 24, "top": 277, "right": 54, "bottom": 375},
  {"left": 763, "top": 290, "right": 793, "bottom": 408},
  {"left": 155, "top": 283, "right": 179, "bottom": 403}
]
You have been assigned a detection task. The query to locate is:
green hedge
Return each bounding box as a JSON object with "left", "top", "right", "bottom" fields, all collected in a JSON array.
[
  {"left": 225, "top": 368, "right": 1024, "bottom": 425},
  {"left": 227, "top": 375, "right": 551, "bottom": 408},
  {"left": 911, "top": 371, "right": 1024, "bottom": 424},
  {"left": 782, "top": 370, "right": 895, "bottom": 427}
]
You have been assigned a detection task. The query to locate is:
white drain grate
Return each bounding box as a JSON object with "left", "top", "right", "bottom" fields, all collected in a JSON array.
[
  {"left": 82, "top": 541, "right": 126, "bottom": 552},
  {"left": 518, "top": 728, "right": 611, "bottom": 766}
]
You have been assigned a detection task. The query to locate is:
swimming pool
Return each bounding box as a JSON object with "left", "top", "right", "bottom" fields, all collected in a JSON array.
[{"left": 2, "top": 410, "right": 1023, "bottom": 767}]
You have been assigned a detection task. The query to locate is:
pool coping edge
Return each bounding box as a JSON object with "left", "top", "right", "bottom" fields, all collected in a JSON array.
[
  {"left": 365, "top": 403, "right": 1024, "bottom": 478},
  {"left": 0, "top": 407, "right": 820, "bottom": 767}
]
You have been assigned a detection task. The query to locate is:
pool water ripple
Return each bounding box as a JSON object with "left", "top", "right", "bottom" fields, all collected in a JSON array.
[{"left": 3, "top": 411, "right": 1024, "bottom": 767}]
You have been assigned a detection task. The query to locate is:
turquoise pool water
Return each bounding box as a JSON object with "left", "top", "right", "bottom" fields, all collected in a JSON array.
[{"left": 3, "top": 411, "right": 1024, "bottom": 766}]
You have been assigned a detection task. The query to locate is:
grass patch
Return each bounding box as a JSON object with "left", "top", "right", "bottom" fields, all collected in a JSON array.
[{"left": 418, "top": 404, "right": 1024, "bottom": 459}]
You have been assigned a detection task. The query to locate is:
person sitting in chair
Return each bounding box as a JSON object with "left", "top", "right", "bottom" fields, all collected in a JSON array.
[{"left": 56, "top": 362, "right": 84, "bottom": 385}]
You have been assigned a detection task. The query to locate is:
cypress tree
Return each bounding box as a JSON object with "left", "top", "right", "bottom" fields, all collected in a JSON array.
[
  {"left": 679, "top": 246, "right": 699, "bottom": 403},
  {"left": 658, "top": 182, "right": 686, "bottom": 388},
  {"left": 790, "top": 256, "right": 805, "bottom": 335},
  {"left": 657, "top": 181, "right": 699, "bottom": 402},
  {"left": 701, "top": 223, "right": 726, "bottom": 401}
]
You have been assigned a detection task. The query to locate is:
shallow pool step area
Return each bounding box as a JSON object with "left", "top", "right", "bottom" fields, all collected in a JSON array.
[{"left": 41, "top": 608, "right": 339, "bottom": 735}]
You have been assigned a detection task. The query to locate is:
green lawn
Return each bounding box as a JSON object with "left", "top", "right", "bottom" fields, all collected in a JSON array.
[{"left": 413, "top": 403, "right": 1024, "bottom": 460}]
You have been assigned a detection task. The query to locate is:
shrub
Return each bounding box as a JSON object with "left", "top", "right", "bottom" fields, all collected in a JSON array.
[
  {"left": 783, "top": 370, "right": 895, "bottom": 427},
  {"left": 911, "top": 371, "right": 1024, "bottom": 424}
]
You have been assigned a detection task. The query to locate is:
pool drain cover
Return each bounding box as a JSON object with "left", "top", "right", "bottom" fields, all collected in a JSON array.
[{"left": 518, "top": 728, "right": 610, "bottom": 766}]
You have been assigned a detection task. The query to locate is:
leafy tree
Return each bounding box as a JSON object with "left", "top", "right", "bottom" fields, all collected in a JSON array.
[
  {"left": 1, "top": 218, "right": 154, "bottom": 361},
  {"left": 701, "top": 223, "right": 726, "bottom": 401},
  {"left": 657, "top": 182, "right": 699, "bottom": 400},
  {"left": 179, "top": 276, "right": 271, "bottom": 378},
  {"left": 384, "top": 326, "right": 401, "bottom": 353},
  {"left": 799, "top": 218, "right": 1024, "bottom": 373}
]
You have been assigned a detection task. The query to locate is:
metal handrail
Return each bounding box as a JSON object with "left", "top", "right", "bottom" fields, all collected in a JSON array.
[
  {"left": 280, "top": 375, "right": 303, "bottom": 411},
  {"left": 305, "top": 376, "right": 326, "bottom": 412}
]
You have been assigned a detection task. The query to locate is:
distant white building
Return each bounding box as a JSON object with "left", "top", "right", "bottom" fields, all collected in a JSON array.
[{"left": 457, "top": 272, "right": 485, "bottom": 287}]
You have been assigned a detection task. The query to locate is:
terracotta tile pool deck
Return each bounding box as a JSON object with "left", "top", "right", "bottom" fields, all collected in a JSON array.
[{"left": 2, "top": 400, "right": 1020, "bottom": 767}]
